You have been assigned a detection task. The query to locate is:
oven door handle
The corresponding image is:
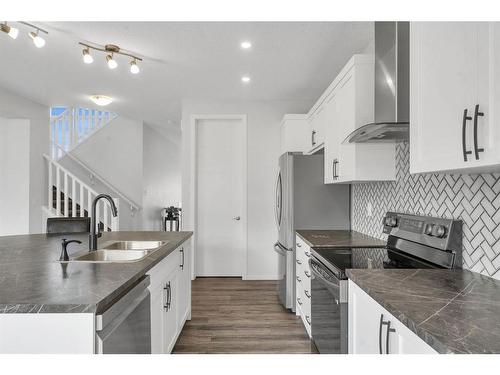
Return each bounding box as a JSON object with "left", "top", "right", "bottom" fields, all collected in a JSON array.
[{"left": 309, "top": 258, "right": 340, "bottom": 290}]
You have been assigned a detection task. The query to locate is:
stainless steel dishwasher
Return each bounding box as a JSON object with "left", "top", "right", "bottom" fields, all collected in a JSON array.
[{"left": 95, "top": 276, "right": 151, "bottom": 354}]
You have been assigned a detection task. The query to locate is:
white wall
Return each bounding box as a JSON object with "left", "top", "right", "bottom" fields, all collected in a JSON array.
[
  {"left": 71, "top": 115, "right": 144, "bottom": 230},
  {"left": 142, "top": 125, "right": 182, "bottom": 231},
  {"left": 0, "top": 118, "right": 30, "bottom": 235},
  {"left": 0, "top": 87, "right": 49, "bottom": 234},
  {"left": 181, "top": 99, "right": 313, "bottom": 280}
]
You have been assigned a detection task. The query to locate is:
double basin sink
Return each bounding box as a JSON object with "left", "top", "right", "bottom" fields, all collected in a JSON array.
[{"left": 68, "top": 241, "right": 167, "bottom": 263}]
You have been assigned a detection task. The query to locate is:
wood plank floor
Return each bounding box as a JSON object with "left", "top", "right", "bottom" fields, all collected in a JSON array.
[{"left": 173, "top": 277, "right": 315, "bottom": 354}]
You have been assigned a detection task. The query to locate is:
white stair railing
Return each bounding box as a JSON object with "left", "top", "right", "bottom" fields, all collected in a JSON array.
[
  {"left": 44, "top": 154, "right": 119, "bottom": 231},
  {"left": 50, "top": 107, "right": 118, "bottom": 159}
]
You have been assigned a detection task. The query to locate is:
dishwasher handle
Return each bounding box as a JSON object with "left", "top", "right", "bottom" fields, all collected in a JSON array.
[{"left": 96, "top": 276, "right": 150, "bottom": 331}]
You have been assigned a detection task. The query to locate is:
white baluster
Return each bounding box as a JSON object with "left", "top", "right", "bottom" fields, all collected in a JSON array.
[
  {"left": 48, "top": 161, "right": 53, "bottom": 210},
  {"left": 79, "top": 183, "right": 84, "bottom": 217},
  {"left": 63, "top": 172, "right": 69, "bottom": 216},
  {"left": 71, "top": 177, "right": 76, "bottom": 218},
  {"left": 56, "top": 166, "right": 61, "bottom": 215}
]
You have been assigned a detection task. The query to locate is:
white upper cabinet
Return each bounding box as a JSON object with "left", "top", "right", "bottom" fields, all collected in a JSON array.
[
  {"left": 306, "top": 105, "right": 326, "bottom": 154},
  {"left": 324, "top": 55, "right": 395, "bottom": 184},
  {"left": 410, "top": 22, "right": 500, "bottom": 174},
  {"left": 280, "top": 114, "right": 309, "bottom": 154}
]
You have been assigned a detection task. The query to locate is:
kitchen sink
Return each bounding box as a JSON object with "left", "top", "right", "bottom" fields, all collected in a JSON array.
[{"left": 66, "top": 240, "right": 167, "bottom": 263}]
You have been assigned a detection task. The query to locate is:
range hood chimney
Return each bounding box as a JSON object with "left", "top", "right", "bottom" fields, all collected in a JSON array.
[{"left": 343, "top": 22, "right": 409, "bottom": 144}]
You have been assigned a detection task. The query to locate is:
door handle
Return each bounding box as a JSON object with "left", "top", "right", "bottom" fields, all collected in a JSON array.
[
  {"left": 462, "top": 109, "right": 473, "bottom": 161},
  {"left": 473, "top": 104, "right": 485, "bottom": 160},
  {"left": 234, "top": 216, "right": 241, "bottom": 221}
]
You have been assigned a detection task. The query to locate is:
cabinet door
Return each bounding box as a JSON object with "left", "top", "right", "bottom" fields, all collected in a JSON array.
[
  {"left": 324, "top": 92, "right": 339, "bottom": 183},
  {"left": 410, "top": 22, "right": 479, "bottom": 173},
  {"left": 162, "top": 269, "right": 179, "bottom": 353},
  {"left": 335, "top": 72, "right": 356, "bottom": 182}
]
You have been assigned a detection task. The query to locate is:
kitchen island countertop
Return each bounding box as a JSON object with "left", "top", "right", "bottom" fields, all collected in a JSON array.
[{"left": 0, "top": 231, "right": 192, "bottom": 314}]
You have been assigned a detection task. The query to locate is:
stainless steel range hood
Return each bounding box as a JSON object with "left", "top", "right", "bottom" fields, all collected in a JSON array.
[{"left": 343, "top": 22, "right": 409, "bottom": 144}]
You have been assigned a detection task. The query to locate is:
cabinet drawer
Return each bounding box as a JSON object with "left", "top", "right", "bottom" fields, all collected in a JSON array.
[{"left": 147, "top": 247, "right": 180, "bottom": 290}]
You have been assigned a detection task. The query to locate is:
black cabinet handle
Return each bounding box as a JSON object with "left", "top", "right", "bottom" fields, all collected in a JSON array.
[
  {"left": 296, "top": 259, "right": 302, "bottom": 265},
  {"left": 473, "top": 104, "right": 485, "bottom": 160},
  {"left": 296, "top": 242, "right": 302, "bottom": 248},
  {"left": 462, "top": 109, "right": 473, "bottom": 162},
  {"left": 297, "top": 297, "right": 303, "bottom": 306},
  {"left": 296, "top": 276, "right": 302, "bottom": 282},
  {"left": 304, "top": 290, "right": 311, "bottom": 299},
  {"left": 304, "top": 251, "right": 311, "bottom": 258},
  {"left": 379, "top": 314, "right": 396, "bottom": 354},
  {"left": 311, "top": 130, "right": 316, "bottom": 147},
  {"left": 180, "top": 247, "right": 184, "bottom": 270},
  {"left": 305, "top": 315, "right": 311, "bottom": 325},
  {"left": 333, "top": 159, "right": 339, "bottom": 179},
  {"left": 304, "top": 270, "right": 311, "bottom": 278},
  {"left": 163, "top": 282, "right": 171, "bottom": 311}
]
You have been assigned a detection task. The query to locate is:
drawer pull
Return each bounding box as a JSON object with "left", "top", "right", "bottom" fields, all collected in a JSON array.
[
  {"left": 296, "top": 259, "right": 302, "bottom": 265},
  {"left": 304, "top": 290, "right": 311, "bottom": 299},
  {"left": 296, "top": 276, "right": 302, "bottom": 282},
  {"left": 296, "top": 243, "right": 302, "bottom": 248},
  {"left": 304, "top": 251, "right": 311, "bottom": 258},
  {"left": 304, "top": 270, "right": 311, "bottom": 278},
  {"left": 297, "top": 297, "right": 303, "bottom": 306},
  {"left": 305, "top": 315, "right": 311, "bottom": 325}
]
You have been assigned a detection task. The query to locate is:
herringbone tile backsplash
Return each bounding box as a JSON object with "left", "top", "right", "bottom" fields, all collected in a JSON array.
[{"left": 351, "top": 142, "right": 500, "bottom": 279}]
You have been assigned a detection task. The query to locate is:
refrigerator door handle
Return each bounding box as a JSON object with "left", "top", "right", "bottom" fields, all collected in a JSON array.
[{"left": 274, "top": 170, "right": 282, "bottom": 230}]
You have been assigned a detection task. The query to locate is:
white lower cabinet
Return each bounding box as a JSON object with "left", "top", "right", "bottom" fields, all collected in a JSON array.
[
  {"left": 148, "top": 238, "right": 192, "bottom": 354},
  {"left": 295, "top": 235, "right": 312, "bottom": 337},
  {"left": 348, "top": 280, "right": 436, "bottom": 354}
]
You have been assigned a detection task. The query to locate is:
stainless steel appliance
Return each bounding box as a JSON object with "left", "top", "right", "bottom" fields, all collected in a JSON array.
[
  {"left": 310, "top": 212, "right": 462, "bottom": 353},
  {"left": 274, "top": 152, "right": 350, "bottom": 311},
  {"left": 343, "top": 22, "right": 410, "bottom": 144},
  {"left": 95, "top": 276, "right": 151, "bottom": 354}
]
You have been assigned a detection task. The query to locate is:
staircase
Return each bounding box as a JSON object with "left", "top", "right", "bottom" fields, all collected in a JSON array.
[
  {"left": 44, "top": 155, "right": 119, "bottom": 231},
  {"left": 50, "top": 107, "right": 118, "bottom": 159}
]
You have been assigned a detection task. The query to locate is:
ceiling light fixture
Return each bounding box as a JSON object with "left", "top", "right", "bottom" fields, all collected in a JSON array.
[
  {"left": 90, "top": 95, "right": 113, "bottom": 106},
  {"left": 1, "top": 22, "right": 19, "bottom": 39},
  {"left": 130, "top": 59, "right": 140, "bottom": 74},
  {"left": 240, "top": 41, "right": 252, "bottom": 49},
  {"left": 82, "top": 47, "right": 94, "bottom": 64},
  {"left": 79, "top": 42, "right": 143, "bottom": 75},
  {"left": 241, "top": 76, "right": 251, "bottom": 84},
  {"left": 29, "top": 30, "right": 45, "bottom": 48},
  {"left": 106, "top": 53, "right": 118, "bottom": 69}
]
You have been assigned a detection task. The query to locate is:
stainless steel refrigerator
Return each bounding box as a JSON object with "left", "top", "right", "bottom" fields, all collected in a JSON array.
[{"left": 274, "top": 152, "right": 350, "bottom": 311}]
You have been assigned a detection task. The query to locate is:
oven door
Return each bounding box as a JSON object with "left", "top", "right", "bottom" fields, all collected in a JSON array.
[{"left": 310, "top": 257, "right": 347, "bottom": 354}]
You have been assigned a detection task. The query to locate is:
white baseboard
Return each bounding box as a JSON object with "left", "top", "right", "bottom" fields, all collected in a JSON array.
[{"left": 243, "top": 275, "right": 280, "bottom": 281}]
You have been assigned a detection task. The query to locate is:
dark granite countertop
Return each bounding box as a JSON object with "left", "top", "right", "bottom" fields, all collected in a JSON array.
[
  {"left": 296, "top": 230, "right": 386, "bottom": 249},
  {"left": 0, "top": 231, "right": 192, "bottom": 314},
  {"left": 347, "top": 269, "right": 500, "bottom": 354}
]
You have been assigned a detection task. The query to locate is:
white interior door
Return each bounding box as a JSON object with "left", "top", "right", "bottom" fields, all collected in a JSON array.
[{"left": 196, "top": 118, "right": 246, "bottom": 276}]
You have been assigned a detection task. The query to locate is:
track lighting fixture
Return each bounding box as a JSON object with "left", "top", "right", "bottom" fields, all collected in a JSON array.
[
  {"left": 79, "top": 42, "right": 143, "bottom": 75},
  {"left": 82, "top": 47, "right": 94, "bottom": 64},
  {"left": 2, "top": 22, "right": 48, "bottom": 47},
  {"left": 1, "top": 22, "right": 19, "bottom": 39},
  {"left": 106, "top": 54, "right": 118, "bottom": 69},
  {"left": 29, "top": 30, "right": 45, "bottom": 48},
  {"left": 130, "top": 59, "right": 140, "bottom": 74}
]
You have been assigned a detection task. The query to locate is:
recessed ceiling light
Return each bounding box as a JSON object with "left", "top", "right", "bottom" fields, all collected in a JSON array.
[
  {"left": 241, "top": 76, "right": 251, "bottom": 84},
  {"left": 90, "top": 95, "right": 113, "bottom": 106},
  {"left": 240, "top": 41, "right": 252, "bottom": 50}
]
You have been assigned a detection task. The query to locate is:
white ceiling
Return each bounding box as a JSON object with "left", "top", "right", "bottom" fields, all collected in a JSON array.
[{"left": 0, "top": 22, "right": 373, "bottom": 136}]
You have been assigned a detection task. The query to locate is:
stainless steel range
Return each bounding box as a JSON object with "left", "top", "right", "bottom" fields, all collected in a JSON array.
[{"left": 309, "top": 212, "right": 463, "bottom": 354}]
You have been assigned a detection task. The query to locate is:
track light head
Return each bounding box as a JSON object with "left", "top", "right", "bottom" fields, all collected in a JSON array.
[
  {"left": 82, "top": 48, "right": 94, "bottom": 64},
  {"left": 1, "top": 23, "right": 19, "bottom": 39},
  {"left": 29, "top": 30, "right": 45, "bottom": 48},
  {"left": 106, "top": 54, "right": 117, "bottom": 69},
  {"left": 130, "top": 59, "right": 140, "bottom": 74}
]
